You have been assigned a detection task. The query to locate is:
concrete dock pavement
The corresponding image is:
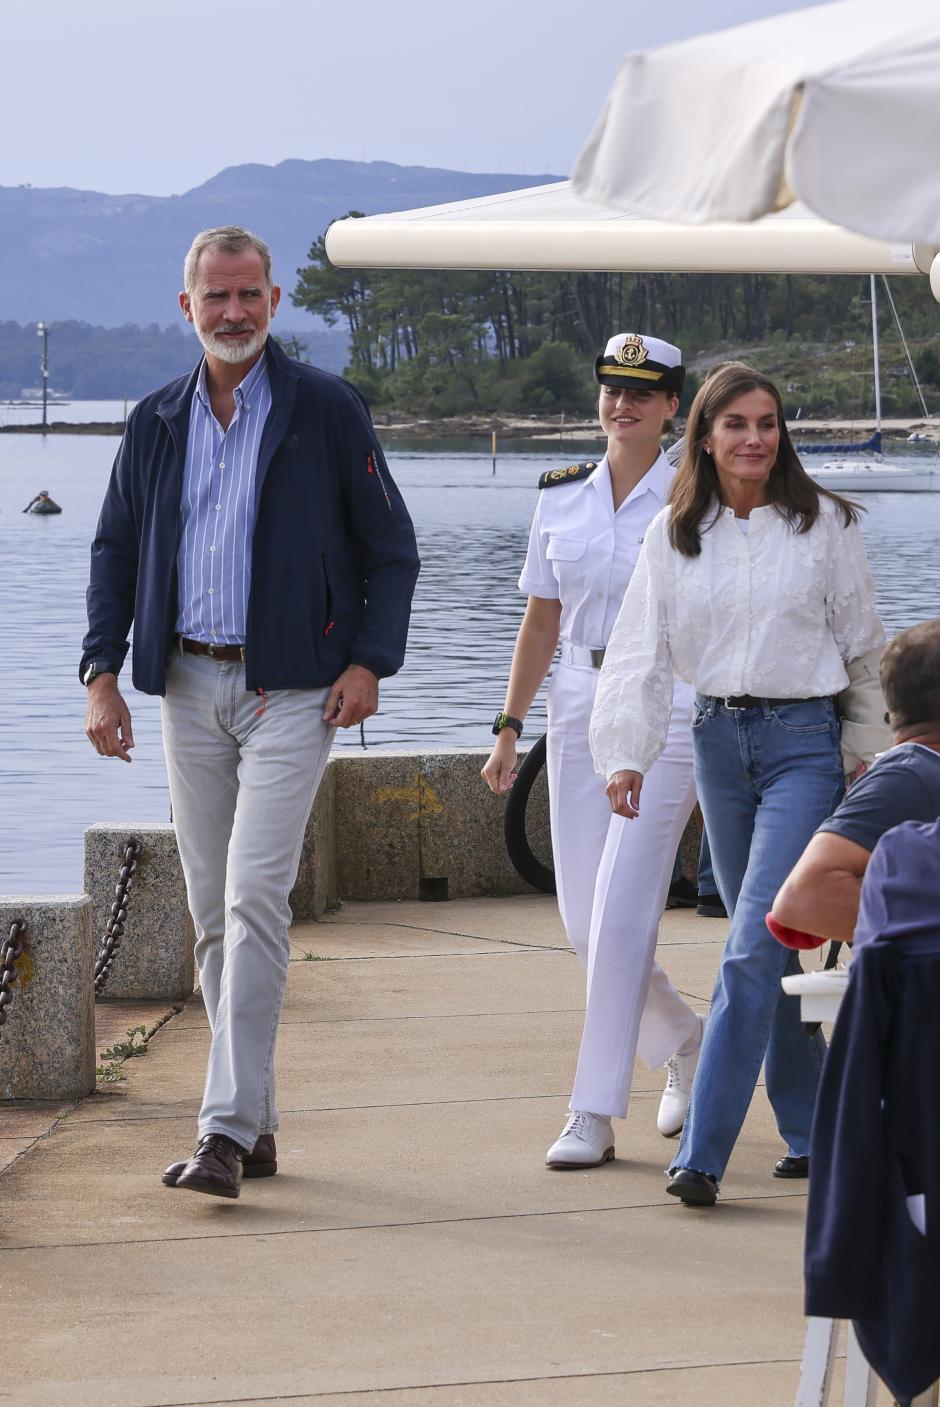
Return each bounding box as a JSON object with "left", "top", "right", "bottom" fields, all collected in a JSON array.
[{"left": 1, "top": 895, "right": 837, "bottom": 1406}]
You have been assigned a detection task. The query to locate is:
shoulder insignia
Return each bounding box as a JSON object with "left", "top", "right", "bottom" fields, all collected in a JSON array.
[{"left": 538, "top": 461, "right": 598, "bottom": 490}]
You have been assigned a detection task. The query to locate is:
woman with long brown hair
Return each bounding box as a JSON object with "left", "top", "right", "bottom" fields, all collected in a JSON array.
[{"left": 590, "top": 363, "right": 885, "bottom": 1205}]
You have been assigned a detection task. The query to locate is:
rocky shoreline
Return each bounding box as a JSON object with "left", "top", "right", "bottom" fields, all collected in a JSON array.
[
  {"left": 0, "top": 422, "right": 128, "bottom": 436},
  {"left": 3, "top": 414, "right": 939, "bottom": 441},
  {"left": 378, "top": 414, "right": 940, "bottom": 441}
]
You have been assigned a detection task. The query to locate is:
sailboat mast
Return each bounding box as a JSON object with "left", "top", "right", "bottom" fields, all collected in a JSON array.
[{"left": 871, "top": 273, "right": 882, "bottom": 435}]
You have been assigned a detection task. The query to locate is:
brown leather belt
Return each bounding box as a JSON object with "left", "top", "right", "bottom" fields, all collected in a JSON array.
[{"left": 179, "top": 637, "right": 245, "bottom": 662}]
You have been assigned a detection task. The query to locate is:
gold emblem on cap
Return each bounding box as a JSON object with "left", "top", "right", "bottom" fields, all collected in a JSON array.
[{"left": 613, "top": 335, "right": 648, "bottom": 368}]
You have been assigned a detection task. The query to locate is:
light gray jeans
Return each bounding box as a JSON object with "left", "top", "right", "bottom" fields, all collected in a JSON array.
[{"left": 161, "top": 651, "right": 333, "bottom": 1150}]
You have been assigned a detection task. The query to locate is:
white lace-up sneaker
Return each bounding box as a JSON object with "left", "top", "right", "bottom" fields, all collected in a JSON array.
[
  {"left": 657, "top": 1017, "right": 705, "bottom": 1138},
  {"left": 545, "top": 1110, "right": 614, "bottom": 1169}
]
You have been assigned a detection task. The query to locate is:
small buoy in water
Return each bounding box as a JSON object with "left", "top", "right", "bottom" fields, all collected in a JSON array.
[{"left": 23, "top": 489, "right": 62, "bottom": 515}]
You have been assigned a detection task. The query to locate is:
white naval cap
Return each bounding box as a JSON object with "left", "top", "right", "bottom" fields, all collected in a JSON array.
[{"left": 594, "top": 332, "right": 685, "bottom": 395}]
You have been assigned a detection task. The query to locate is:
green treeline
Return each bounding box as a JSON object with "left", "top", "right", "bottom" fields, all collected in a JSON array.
[
  {"left": 0, "top": 322, "right": 348, "bottom": 401},
  {"left": 4, "top": 235, "right": 938, "bottom": 417},
  {"left": 292, "top": 214, "right": 940, "bottom": 420},
  {"left": 0, "top": 322, "right": 202, "bottom": 400}
]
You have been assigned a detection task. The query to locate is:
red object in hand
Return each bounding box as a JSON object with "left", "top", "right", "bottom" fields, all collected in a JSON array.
[{"left": 765, "top": 912, "right": 827, "bottom": 950}]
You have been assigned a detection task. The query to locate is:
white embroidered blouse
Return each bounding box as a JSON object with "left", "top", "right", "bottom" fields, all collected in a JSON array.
[{"left": 589, "top": 497, "right": 886, "bottom": 779}]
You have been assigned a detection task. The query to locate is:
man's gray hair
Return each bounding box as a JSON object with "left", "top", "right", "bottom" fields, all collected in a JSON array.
[{"left": 183, "top": 226, "right": 273, "bottom": 294}]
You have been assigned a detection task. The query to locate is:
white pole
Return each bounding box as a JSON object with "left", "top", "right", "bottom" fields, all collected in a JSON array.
[{"left": 870, "top": 273, "right": 882, "bottom": 436}]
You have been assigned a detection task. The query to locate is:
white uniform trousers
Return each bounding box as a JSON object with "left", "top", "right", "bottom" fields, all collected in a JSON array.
[
  {"left": 546, "top": 661, "right": 699, "bottom": 1119},
  {"left": 161, "top": 651, "right": 334, "bottom": 1150}
]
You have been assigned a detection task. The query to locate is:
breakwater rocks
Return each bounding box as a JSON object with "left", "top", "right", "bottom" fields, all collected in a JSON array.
[
  {"left": 376, "top": 415, "right": 940, "bottom": 442},
  {"left": 2, "top": 415, "right": 938, "bottom": 441},
  {"left": 0, "top": 421, "right": 125, "bottom": 435}
]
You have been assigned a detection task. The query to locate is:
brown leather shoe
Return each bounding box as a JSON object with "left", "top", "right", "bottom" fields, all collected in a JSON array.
[
  {"left": 163, "top": 1133, "right": 277, "bottom": 1187},
  {"left": 173, "top": 1134, "right": 244, "bottom": 1199},
  {"left": 242, "top": 1132, "right": 277, "bottom": 1178}
]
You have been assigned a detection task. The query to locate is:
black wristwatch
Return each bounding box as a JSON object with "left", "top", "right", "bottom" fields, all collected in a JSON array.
[
  {"left": 492, "top": 711, "right": 524, "bottom": 739},
  {"left": 83, "top": 661, "right": 114, "bottom": 686}
]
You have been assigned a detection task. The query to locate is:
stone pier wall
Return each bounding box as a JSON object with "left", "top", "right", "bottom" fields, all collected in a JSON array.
[
  {"left": 291, "top": 747, "right": 552, "bottom": 913},
  {"left": 290, "top": 746, "right": 700, "bottom": 916},
  {"left": 71, "top": 746, "right": 698, "bottom": 932}
]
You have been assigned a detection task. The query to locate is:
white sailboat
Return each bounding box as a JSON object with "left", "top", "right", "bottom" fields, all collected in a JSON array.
[{"left": 804, "top": 276, "right": 940, "bottom": 493}]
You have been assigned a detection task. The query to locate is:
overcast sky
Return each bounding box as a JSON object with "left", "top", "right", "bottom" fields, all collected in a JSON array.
[{"left": 5, "top": 0, "right": 823, "bottom": 195}]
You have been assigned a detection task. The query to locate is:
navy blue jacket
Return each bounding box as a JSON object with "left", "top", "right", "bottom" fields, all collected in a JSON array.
[
  {"left": 805, "top": 819, "right": 940, "bottom": 1405},
  {"left": 81, "top": 338, "right": 420, "bottom": 694}
]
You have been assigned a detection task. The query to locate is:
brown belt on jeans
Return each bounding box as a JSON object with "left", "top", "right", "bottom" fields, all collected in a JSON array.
[{"left": 179, "top": 637, "right": 245, "bottom": 662}]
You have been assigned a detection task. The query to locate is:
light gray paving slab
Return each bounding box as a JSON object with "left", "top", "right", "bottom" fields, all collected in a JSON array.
[
  {"left": 3, "top": 1195, "right": 809, "bottom": 1406},
  {"left": 0, "top": 1080, "right": 802, "bottom": 1250},
  {"left": 230, "top": 1359, "right": 807, "bottom": 1405},
  {"left": 174, "top": 949, "right": 580, "bottom": 1030},
  {"left": 1, "top": 894, "right": 815, "bottom": 1407},
  {"left": 66, "top": 1007, "right": 591, "bottom": 1123}
]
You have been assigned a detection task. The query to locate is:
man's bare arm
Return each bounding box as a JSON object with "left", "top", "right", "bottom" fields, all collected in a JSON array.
[{"left": 772, "top": 832, "right": 871, "bottom": 942}]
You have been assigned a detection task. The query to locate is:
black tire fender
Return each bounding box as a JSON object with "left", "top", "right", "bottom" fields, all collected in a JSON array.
[{"left": 503, "top": 732, "right": 556, "bottom": 895}]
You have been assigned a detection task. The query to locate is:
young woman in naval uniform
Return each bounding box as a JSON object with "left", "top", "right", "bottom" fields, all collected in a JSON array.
[{"left": 482, "top": 332, "right": 704, "bottom": 1169}]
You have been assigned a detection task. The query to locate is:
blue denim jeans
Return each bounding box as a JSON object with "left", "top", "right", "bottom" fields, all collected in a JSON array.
[
  {"left": 698, "top": 829, "right": 716, "bottom": 895},
  {"left": 674, "top": 696, "right": 845, "bottom": 1182}
]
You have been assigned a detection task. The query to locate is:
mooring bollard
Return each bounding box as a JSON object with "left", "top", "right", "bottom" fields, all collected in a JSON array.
[
  {"left": 84, "top": 823, "right": 195, "bottom": 1001},
  {"left": 0, "top": 896, "right": 95, "bottom": 1100}
]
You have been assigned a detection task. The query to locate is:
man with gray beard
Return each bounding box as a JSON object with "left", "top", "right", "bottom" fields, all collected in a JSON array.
[{"left": 81, "top": 226, "right": 419, "bottom": 1198}]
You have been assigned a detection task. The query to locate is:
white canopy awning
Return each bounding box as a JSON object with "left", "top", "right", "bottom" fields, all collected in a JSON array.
[
  {"left": 325, "top": 180, "right": 937, "bottom": 282},
  {"left": 572, "top": 0, "right": 940, "bottom": 246}
]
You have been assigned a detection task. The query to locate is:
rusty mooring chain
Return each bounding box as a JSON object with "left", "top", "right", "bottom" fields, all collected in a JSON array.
[
  {"left": 0, "top": 919, "right": 28, "bottom": 1043},
  {"left": 94, "top": 838, "right": 142, "bottom": 996}
]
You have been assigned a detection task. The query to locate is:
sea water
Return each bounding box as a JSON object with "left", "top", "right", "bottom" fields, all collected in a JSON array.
[{"left": 2, "top": 429, "right": 939, "bottom": 891}]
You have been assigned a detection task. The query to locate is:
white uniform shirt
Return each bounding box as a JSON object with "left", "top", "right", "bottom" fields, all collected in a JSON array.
[
  {"left": 518, "top": 452, "right": 671, "bottom": 646},
  {"left": 590, "top": 498, "right": 885, "bottom": 778}
]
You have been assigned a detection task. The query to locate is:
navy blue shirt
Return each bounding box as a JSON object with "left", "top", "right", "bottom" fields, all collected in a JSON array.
[{"left": 817, "top": 742, "right": 940, "bottom": 853}]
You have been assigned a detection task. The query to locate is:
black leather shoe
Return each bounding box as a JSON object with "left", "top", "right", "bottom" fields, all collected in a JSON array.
[
  {"left": 666, "top": 1167, "right": 719, "bottom": 1206},
  {"left": 173, "top": 1134, "right": 244, "bottom": 1199},
  {"left": 696, "top": 893, "right": 728, "bottom": 918},
  {"left": 665, "top": 876, "right": 698, "bottom": 910},
  {"left": 774, "top": 1154, "right": 809, "bottom": 1179},
  {"left": 163, "top": 1133, "right": 276, "bottom": 1187}
]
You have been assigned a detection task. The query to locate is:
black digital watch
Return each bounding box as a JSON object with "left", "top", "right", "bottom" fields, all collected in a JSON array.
[{"left": 492, "top": 711, "right": 524, "bottom": 739}]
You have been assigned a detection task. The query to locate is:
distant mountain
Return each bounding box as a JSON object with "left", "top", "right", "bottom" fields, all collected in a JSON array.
[{"left": 2, "top": 159, "right": 561, "bottom": 328}]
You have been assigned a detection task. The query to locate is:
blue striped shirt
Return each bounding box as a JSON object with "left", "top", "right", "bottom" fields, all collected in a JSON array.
[{"left": 176, "top": 354, "right": 272, "bottom": 644}]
